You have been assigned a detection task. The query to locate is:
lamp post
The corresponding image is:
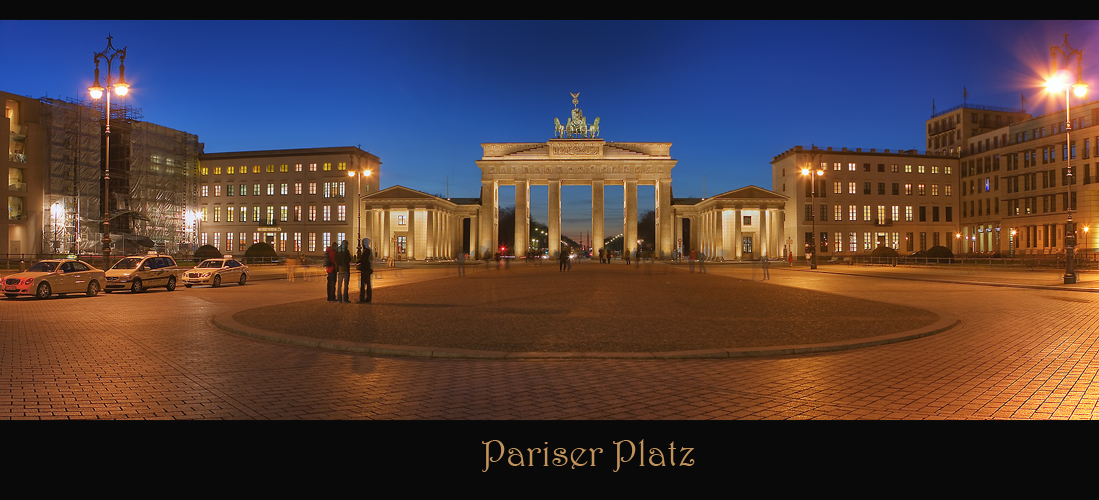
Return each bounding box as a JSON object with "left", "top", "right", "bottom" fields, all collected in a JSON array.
[
  {"left": 89, "top": 35, "right": 129, "bottom": 270},
  {"left": 800, "top": 164, "right": 824, "bottom": 269},
  {"left": 1047, "top": 33, "right": 1087, "bottom": 283},
  {"left": 348, "top": 167, "right": 372, "bottom": 257},
  {"left": 1010, "top": 228, "right": 1017, "bottom": 258}
]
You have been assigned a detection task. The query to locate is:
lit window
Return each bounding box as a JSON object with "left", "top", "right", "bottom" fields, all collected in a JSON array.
[
  {"left": 849, "top": 205, "right": 857, "bottom": 221},
  {"left": 280, "top": 183, "right": 288, "bottom": 195},
  {"left": 833, "top": 182, "right": 842, "bottom": 194},
  {"left": 398, "top": 214, "right": 407, "bottom": 226},
  {"left": 266, "top": 165, "right": 275, "bottom": 173},
  {"left": 213, "top": 207, "right": 221, "bottom": 222},
  {"left": 309, "top": 163, "right": 317, "bottom": 172},
  {"left": 945, "top": 185, "right": 952, "bottom": 196},
  {"left": 267, "top": 184, "right": 274, "bottom": 196},
  {"left": 931, "top": 184, "right": 939, "bottom": 196},
  {"left": 848, "top": 162, "right": 856, "bottom": 171},
  {"left": 337, "top": 204, "right": 346, "bottom": 222},
  {"left": 905, "top": 164, "right": 912, "bottom": 173},
  {"left": 918, "top": 165, "right": 925, "bottom": 174},
  {"left": 905, "top": 206, "right": 913, "bottom": 222},
  {"left": 280, "top": 164, "right": 288, "bottom": 172},
  {"left": 214, "top": 185, "right": 222, "bottom": 197},
  {"left": 227, "top": 166, "right": 235, "bottom": 175},
  {"left": 214, "top": 167, "right": 222, "bottom": 175},
  {"left": 309, "top": 182, "right": 317, "bottom": 195},
  {"left": 294, "top": 182, "right": 302, "bottom": 195},
  {"left": 337, "top": 162, "right": 347, "bottom": 171},
  {"left": 253, "top": 165, "right": 260, "bottom": 173},
  {"left": 863, "top": 205, "right": 870, "bottom": 221},
  {"left": 323, "top": 206, "right": 331, "bottom": 222},
  {"left": 309, "top": 206, "right": 317, "bottom": 221},
  {"left": 295, "top": 163, "right": 303, "bottom": 172},
  {"left": 848, "top": 182, "right": 856, "bottom": 194},
  {"left": 280, "top": 206, "right": 288, "bottom": 222},
  {"left": 266, "top": 206, "right": 274, "bottom": 225},
  {"left": 201, "top": 185, "right": 208, "bottom": 197},
  {"left": 323, "top": 163, "right": 332, "bottom": 171}
]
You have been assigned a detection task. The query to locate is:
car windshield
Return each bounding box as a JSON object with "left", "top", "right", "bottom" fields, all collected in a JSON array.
[
  {"left": 198, "top": 260, "right": 224, "bottom": 268},
  {"left": 111, "top": 258, "right": 143, "bottom": 270},
  {"left": 28, "top": 261, "right": 59, "bottom": 272}
]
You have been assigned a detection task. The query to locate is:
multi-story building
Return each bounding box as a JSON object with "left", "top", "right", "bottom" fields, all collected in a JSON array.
[
  {"left": 196, "top": 147, "right": 381, "bottom": 258},
  {"left": 961, "top": 99, "right": 1099, "bottom": 256},
  {"left": 5, "top": 90, "right": 200, "bottom": 259},
  {"left": 772, "top": 145, "right": 960, "bottom": 258}
]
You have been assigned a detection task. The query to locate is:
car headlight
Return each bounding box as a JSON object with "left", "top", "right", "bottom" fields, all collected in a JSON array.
[{"left": 22, "top": 278, "right": 34, "bottom": 285}]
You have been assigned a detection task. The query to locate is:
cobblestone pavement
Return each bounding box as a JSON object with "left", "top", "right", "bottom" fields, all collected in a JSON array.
[{"left": 3, "top": 261, "right": 1099, "bottom": 420}]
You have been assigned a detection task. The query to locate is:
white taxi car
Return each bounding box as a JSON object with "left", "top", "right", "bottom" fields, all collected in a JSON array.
[
  {"left": 182, "top": 256, "right": 249, "bottom": 288},
  {"left": 105, "top": 252, "right": 183, "bottom": 293},
  {"left": 3, "top": 259, "right": 106, "bottom": 299}
]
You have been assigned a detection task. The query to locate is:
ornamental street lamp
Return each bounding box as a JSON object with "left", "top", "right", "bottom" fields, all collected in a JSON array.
[
  {"left": 348, "top": 167, "right": 372, "bottom": 257},
  {"left": 801, "top": 162, "right": 824, "bottom": 269},
  {"left": 1047, "top": 33, "right": 1088, "bottom": 283},
  {"left": 89, "top": 35, "right": 130, "bottom": 270}
]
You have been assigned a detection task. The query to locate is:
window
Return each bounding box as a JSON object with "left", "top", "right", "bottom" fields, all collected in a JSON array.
[
  {"left": 945, "top": 166, "right": 952, "bottom": 175},
  {"left": 309, "top": 206, "right": 317, "bottom": 222},
  {"left": 863, "top": 205, "right": 871, "bottom": 222},
  {"left": 905, "top": 206, "right": 913, "bottom": 222},
  {"left": 848, "top": 162, "right": 856, "bottom": 171},
  {"left": 280, "top": 183, "right": 288, "bottom": 195},
  {"left": 240, "top": 184, "right": 247, "bottom": 196},
  {"left": 878, "top": 182, "right": 885, "bottom": 195},
  {"left": 863, "top": 182, "right": 871, "bottom": 195},
  {"left": 295, "top": 163, "right": 303, "bottom": 172},
  {"left": 227, "top": 207, "right": 234, "bottom": 222},
  {"left": 266, "top": 206, "right": 274, "bottom": 225},
  {"left": 918, "top": 165, "right": 925, "bottom": 174},
  {"left": 849, "top": 205, "right": 857, "bottom": 221},
  {"left": 294, "top": 182, "right": 302, "bottom": 195},
  {"left": 833, "top": 182, "right": 843, "bottom": 194},
  {"left": 213, "top": 207, "right": 221, "bottom": 222},
  {"left": 945, "top": 185, "right": 952, "bottom": 196},
  {"left": 834, "top": 205, "right": 842, "bottom": 221},
  {"left": 294, "top": 205, "right": 302, "bottom": 222},
  {"left": 892, "top": 183, "right": 899, "bottom": 195},
  {"left": 905, "top": 184, "right": 913, "bottom": 195},
  {"left": 892, "top": 205, "right": 899, "bottom": 222},
  {"left": 253, "top": 206, "right": 260, "bottom": 222},
  {"left": 280, "top": 164, "right": 288, "bottom": 172},
  {"left": 931, "top": 166, "right": 939, "bottom": 174},
  {"left": 398, "top": 214, "right": 407, "bottom": 226},
  {"left": 280, "top": 206, "right": 288, "bottom": 222},
  {"left": 201, "top": 185, "right": 208, "bottom": 197},
  {"left": 848, "top": 182, "right": 856, "bottom": 194},
  {"left": 227, "top": 184, "right": 235, "bottom": 197},
  {"left": 213, "top": 167, "right": 222, "bottom": 175},
  {"left": 309, "top": 182, "right": 317, "bottom": 195},
  {"left": 253, "top": 184, "right": 261, "bottom": 196},
  {"left": 905, "top": 164, "right": 912, "bottom": 173},
  {"left": 266, "top": 165, "right": 275, "bottom": 173},
  {"left": 338, "top": 162, "right": 347, "bottom": 171},
  {"left": 833, "top": 162, "right": 841, "bottom": 171},
  {"left": 309, "top": 163, "right": 318, "bottom": 172},
  {"left": 323, "top": 206, "right": 331, "bottom": 222},
  {"left": 253, "top": 165, "right": 261, "bottom": 174},
  {"left": 918, "top": 184, "right": 926, "bottom": 196},
  {"left": 323, "top": 162, "right": 332, "bottom": 171},
  {"left": 267, "top": 183, "right": 275, "bottom": 196},
  {"left": 919, "top": 206, "right": 926, "bottom": 222},
  {"left": 240, "top": 206, "right": 248, "bottom": 222},
  {"left": 337, "top": 204, "right": 346, "bottom": 222}
]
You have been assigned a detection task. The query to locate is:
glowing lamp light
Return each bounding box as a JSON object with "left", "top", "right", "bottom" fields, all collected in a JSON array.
[
  {"left": 1074, "top": 82, "right": 1088, "bottom": 98},
  {"left": 89, "top": 85, "right": 105, "bottom": 100}
]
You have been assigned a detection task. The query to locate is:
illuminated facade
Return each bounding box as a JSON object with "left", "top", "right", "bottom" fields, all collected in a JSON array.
[
  {"left": 772, "top": 145, "right": 960, "bottom": 258},
  {"left": 196, "top": 147, "right": 380, "bottom": 257}
]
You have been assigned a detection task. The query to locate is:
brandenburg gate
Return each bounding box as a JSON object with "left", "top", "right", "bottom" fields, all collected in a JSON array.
[{"left": 475, "top": 94, "right": 676, "bottom": 259}]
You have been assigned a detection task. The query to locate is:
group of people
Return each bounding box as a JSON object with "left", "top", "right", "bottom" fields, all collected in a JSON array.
[{"left": 324, "top": 238, "right": 373, "bottom": 303}]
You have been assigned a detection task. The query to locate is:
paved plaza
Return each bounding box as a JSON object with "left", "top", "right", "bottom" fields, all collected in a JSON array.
[{"left": 3, "top": 259, "right": 1099, "bottom": 420}]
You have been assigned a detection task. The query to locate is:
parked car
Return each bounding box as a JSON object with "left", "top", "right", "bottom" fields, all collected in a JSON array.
[
  {"left": 105, "top": 252, "right": 183, "bottom": 293},
  {"left": 3, "top": 259, "right": 106, "bottom": 299},
  {"left": 182, "top": 256, "right": 249, "bottom": 288}
]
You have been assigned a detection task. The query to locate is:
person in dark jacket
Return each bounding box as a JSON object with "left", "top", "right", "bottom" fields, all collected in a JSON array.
[
  {"left": 359, "top": 238, "right": 373, "bottom": 303},
  {"left": 325, "top": 244, "right": 337, "bottom": 301},
  {"left": 336, "top": 240, "right": 352, "bottom": 303}
]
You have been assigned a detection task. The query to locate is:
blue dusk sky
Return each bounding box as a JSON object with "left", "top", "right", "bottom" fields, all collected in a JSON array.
[{"left": 3, "top": 20, "right": 1096, "bottom": 240}]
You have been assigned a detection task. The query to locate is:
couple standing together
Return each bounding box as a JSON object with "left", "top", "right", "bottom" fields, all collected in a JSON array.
[{"left": 326, "top": 238, "right": 373, "bottom": 303}]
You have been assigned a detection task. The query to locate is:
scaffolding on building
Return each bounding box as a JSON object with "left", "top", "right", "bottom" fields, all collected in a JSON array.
[{"left": 40, "top": 96, "right": 199, "bottom": 257}]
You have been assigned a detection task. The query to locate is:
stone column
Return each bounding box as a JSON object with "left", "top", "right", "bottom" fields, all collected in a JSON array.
[
  {"left": 716, "top": 208, "right": 725, "bottom": 260},
  {"left": 624, "top": 180, "right": 638, "bottom": 256},
  {"left": 479, "top": 180, "right": 498, "bottom": 259},
  {"left": 657, "top": 179, "right": 672, "bottom": 258},
  {"left": 469, "top": 214, "right": 479, "bottom": 258},
  {"left": 549, "top": 180, "right": 561, "bottom": 258},
  {"left": 382, "top": 207, "right": 391, "bottom": 260},
  {"left": 759, "top": 206, "right": 768, "bottom": 258},
  {"left": 425, "top": 209, "right": 435, "bottom": 259},
  {"left": 592, "top": 180, "right": 604, "bottom": 257},
  {"left": 733, "top": 207, "right": 742, "bottom": 260},
  {"left": 515, "top": 180, "right": 529, "bottom": 256},
  {"left": 407, "top": 207, "right": 417, "bottom": 260}
]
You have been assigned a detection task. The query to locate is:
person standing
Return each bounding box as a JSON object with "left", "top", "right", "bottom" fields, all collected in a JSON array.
[
  {"left": 689, "top": 250, "right": 696, "bottom": 273},
  {"left": 359, "top": 238, "right": 373, "bottom": 303},
  {"left": 698, "top": 251, "right": 707, "bottom": 273},
  {"left": 624, "top": 248, "right": 631, "bottom": 266},
  {"left": 336, "top": 240, "right": 352, "bottom": 303},
  {"left": 762, "top": 255, "right": 770, "bottom": 280},
  {"left": 325, "top": 243, "right": 337, "bottom": 301},
  {"left": 558, "top": 248, "right": 568, "bottom": 272},
  {"left": 457, "top": 252, "right": 466, "bottom": 276}
]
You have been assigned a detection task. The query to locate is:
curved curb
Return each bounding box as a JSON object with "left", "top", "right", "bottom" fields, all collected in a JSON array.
[{"left": 211, "top": 307, "right": 960, "bottom": 360}]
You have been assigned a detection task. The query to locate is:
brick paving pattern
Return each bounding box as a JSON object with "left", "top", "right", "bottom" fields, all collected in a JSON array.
[{"left": 3, "top": 260, "right": 1099, "bottom": 419}]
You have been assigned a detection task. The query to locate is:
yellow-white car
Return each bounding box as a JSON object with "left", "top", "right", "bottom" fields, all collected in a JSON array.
[
  {"left": 105, "top": 253, "right": 183, "bottom": 293},
  {"left": 182, "top": 257, "right": 249, "bottom": 288},
  {"left": 3, "top": 259, "right": 106, "bottom": 299}
]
